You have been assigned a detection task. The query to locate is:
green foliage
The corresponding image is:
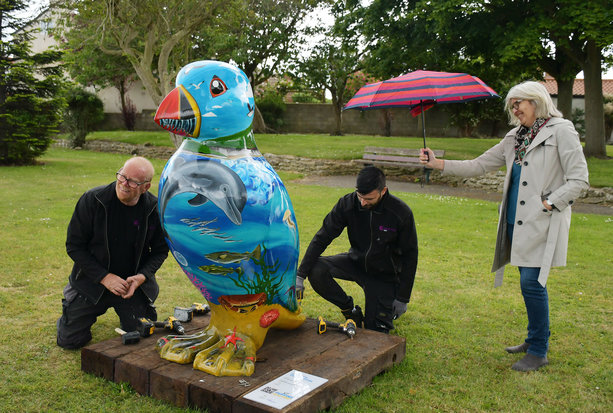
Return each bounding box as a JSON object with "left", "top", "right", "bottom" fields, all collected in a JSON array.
[
  {"left": 0, "top": 2, "right": 66, "bottom": 165},
  {"left": 52, "top": 8, "right": 138, "bottom": 131},
  {"left": 571, "top": 108, "right": 586, "bottom": 139},
  {"left": 296, "top": 1, "right": 364, "bottom": 135},
  {"left": 63, "top": 88, "right": 105, "bottom": 148},
  {"left": 0, "top": 148, "right": 611, "bottom": 412},
  {"left": 55, "top": 0, "right": 231, "bottom": 112},
  {"left": 218, "top": 0, "right": 320, "bottom": 87},
  {"left": 290, "top": 91, "right": 323, "bottom": 103},
  {"left": 604, "top": 95, "right": 613, "bottom": 141},
  {"left": 255, "top": 90, "right": 287, "bottom": 131}
]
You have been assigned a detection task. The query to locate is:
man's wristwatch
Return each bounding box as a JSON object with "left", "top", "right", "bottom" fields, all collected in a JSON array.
[{"left": 545, "top": 199, "right": 555, "bottom": 209}]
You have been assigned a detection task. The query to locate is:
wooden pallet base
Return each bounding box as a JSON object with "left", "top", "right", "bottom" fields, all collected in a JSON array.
[{"left": 81, "top": 316, "right": 405, "bottom": 412}]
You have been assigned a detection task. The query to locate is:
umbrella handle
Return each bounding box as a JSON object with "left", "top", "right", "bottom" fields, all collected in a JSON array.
[{"left": 420, "top": 101, "right": 428, "bottom": 160}]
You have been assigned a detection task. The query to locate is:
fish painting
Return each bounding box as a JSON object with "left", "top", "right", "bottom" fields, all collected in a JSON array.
[
  {"left": 154, "top": 60, "right": 304, "bottom": 376},
  {"left": 205, "top": 245, "right": 261, "bottom": 264}
]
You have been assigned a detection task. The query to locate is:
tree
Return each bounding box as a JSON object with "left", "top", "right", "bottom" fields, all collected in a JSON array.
[
  {"left": 361, "top": 0, "right": 613, "bottom": 148},
  {"left": 54, "top": 9, "right": 138, "bottom": 130},
  {"left": 297, "top": 1, "right": 364, "bottom": 135},
  {"left": 200, "top": 0, "right": 320, "bottom": 132},
  {"left": 0, "top": 0, "right": 65, "bottom": 165},
  {"left": 481, "top": 0, "right": 612, "bottom": 156},
  {"left": 548, "top": 0, "right": 613, "bottom": 157},
  {"left": 360, "top": 1, "right": 521, "bottom": 137},
  {"left": 55, "top": 0, "right": 228, "bottom": 147}
]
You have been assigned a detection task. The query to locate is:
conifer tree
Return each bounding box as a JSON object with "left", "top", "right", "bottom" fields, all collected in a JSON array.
[{"left": 0, "top": 1, "right": 65, "bottom": 165}]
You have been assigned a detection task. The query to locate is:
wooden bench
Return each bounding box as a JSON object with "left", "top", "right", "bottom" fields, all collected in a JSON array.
[{"left": 355, "top": 146, "right": 445, "bottom": 170}]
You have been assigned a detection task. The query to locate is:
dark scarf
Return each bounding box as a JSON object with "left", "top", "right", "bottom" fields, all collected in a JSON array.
[{"left": 514, "top": 117, "right": 549, "bottom": 165}]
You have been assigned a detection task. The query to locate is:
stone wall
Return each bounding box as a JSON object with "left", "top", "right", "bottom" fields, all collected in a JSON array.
[{"left": 278, "top": 103, "right": 507, "bottom": 138}]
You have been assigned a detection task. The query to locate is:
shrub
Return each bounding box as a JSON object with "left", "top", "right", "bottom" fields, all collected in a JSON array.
[
  {"left": 571, "top": 108, "right": 585, "bottom": 139},
  {"left": 256, "top": 91, "right": 286, "bottom": 131},
  {"left": 64, "top": 88, "right": 105, "bottom": 148},
  {"left": 604, "top": 95, "right": 613, "bottom": 143},
  {"left": 291, "top": 91, "right": 322, "bottom": 103}
]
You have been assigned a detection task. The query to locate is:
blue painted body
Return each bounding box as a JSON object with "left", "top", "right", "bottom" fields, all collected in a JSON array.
[{"left": 155, "top": 61, "right": 300, "bottom": 311}]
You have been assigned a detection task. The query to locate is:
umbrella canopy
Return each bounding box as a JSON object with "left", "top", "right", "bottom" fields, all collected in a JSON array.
[
  {"left": 344, "top": 70, "right": 499, "bottom": 184},
  {"left": 344, "top": 70, "right": 499, "bottom": 115}
]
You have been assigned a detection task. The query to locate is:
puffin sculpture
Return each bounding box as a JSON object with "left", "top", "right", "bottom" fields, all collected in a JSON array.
[{"left": 154, "top": 60, "right": 304, "bottom": 376}]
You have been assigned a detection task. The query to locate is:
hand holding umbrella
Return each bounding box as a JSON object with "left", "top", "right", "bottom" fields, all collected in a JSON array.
[{"left": 419, "top": 148, "right": 444, "bottom": 170}]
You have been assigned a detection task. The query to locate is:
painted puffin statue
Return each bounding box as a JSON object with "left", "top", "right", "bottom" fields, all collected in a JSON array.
[{"left": 153, "top": 60, "right": 304, "bottom": 376}]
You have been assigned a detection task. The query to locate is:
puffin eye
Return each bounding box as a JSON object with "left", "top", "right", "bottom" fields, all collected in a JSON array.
[{"left": 210, "top": 76, "right": 227, "bottom": 97}]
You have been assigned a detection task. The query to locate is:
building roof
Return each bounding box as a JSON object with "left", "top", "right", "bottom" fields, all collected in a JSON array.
[{"left": 542, "top": 74, "right": 613, "bottom": 97}]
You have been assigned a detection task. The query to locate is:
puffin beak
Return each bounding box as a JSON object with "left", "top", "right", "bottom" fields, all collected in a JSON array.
[{"left": 154, "top": 85, "right": 201, "bottom": 137}]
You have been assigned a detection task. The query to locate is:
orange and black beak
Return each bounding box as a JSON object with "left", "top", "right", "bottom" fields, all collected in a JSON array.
[{"left": 154, "top": 85, "right": 201, "bottom": 138}]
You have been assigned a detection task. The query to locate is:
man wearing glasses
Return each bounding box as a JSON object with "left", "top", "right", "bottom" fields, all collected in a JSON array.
[
  {"left": 57, "top": 156, "right": 169, "bottom": 349},
  {"left": 296, "top": 166, "right": 418, "bottom": 333}
]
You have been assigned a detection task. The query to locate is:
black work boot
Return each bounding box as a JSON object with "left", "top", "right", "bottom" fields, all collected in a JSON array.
[
  {"left": 511, "top": 353, "right": 548, "bottom": 372},
  {"left": 341, "top": 305, "right": 364, "bottom": 328},
  {"left": 505, "top": 342, "right": 530, "bottom": 354}
]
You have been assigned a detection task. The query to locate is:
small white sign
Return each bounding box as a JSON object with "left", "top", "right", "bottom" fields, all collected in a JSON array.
[{"left": 242, "top": 369, "right": 328, "bottom": 410}]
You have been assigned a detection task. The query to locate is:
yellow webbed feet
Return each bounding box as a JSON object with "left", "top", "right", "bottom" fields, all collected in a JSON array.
[{"left": 193, "top": 327, "right": 256, "bottom": 376}]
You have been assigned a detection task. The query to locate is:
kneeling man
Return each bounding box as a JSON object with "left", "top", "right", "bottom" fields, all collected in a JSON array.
[{"left": 296, "top": 166, "right": 418, "bottom": 333}]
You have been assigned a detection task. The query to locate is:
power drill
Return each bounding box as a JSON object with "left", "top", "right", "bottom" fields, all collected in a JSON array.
[
  {"left": 317, "top": 316, "right": 357, "bottom": 339},
  {"left": 137, "top": 316, "right": 185, "bottom": 336},
  {"left": 173, "top": 302, "right": 211, "bottom": 322}
]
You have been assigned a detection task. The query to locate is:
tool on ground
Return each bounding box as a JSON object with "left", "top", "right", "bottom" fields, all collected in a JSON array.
[
  {"left": 317, "top": 316, "right": 357, "bottom": 339},
  {"left": 115, "top": 327, "right": 140, "bottom": 345},
  {"left": 136, "top": 317, "right": 156, "bottom": 337},
  {"left": 136, "top": 316, "right": 185, "bottom": 336},
  {"left": 173, "top": 302, "right": 211, "bottom": 322},
  {"left": 156, "top": 316, "right": 185, "bottom": 334}
]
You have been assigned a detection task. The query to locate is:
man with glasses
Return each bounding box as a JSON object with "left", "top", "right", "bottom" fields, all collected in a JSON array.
[
  {"left": 57, "top": 156, "right": 169, "bottom": 349},
  {"left": 296, "top": 166, "right": 418, "bottom": 333}
]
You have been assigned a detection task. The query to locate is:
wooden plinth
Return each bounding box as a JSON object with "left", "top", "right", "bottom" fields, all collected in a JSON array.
[{"left": 81, "top": 315, "right": 405, "bottom": 412}]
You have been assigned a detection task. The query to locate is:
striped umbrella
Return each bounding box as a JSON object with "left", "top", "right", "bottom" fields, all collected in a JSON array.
[
  {"left": 344, "top": 70, "right": 499, "bottom": 184},
  {"left": 344, "top": 70, "right": 499, "bottom": 147}
]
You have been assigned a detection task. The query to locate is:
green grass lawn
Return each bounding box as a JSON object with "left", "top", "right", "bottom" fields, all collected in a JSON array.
[
  {"left": 0, "top": 149, "right": 611, "bottom": 412},
  {"left": 82, "top": 131, "right": 613, "bottom": 187}
]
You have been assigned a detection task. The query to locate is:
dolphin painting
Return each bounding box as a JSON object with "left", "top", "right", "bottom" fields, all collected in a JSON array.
[{"left": 159, "top": 156, "right": 247, "bottom": 231}]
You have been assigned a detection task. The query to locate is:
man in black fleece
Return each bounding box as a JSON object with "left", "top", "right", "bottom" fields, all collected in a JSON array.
[
  {"left": 296, "top": 166, "right": 418, "bottom": 333},
  {"left": 57, "top": 156, "right": 169, "bottom": 349}
]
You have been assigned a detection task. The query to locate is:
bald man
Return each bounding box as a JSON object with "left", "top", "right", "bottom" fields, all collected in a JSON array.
[{"left": 57, "top": 157, "right": 169, "bottom": 349}]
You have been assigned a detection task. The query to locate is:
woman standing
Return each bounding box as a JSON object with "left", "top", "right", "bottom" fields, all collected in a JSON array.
[{"left": 420, "top": 81, "right": 589, "bottom": 371}]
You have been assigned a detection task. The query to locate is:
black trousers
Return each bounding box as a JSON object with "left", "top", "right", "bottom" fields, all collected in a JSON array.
[
  {"left": 308, "top": 253, "right": 396, "bottom": 332},
  {"left": 56, "top": 283, "right": 157, "bottom": 349}
]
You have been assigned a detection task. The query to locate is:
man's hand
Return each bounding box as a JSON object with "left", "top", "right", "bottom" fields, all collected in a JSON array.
[
  {"left": 100, "top": 273, "right": 129, "bottom": 296},
  {"left": 296, "top": 276, "right": 305, "bottom": 301},
  {"left": 392, "top": 299, "right": 407, "bottom": 320},
  {"left": 122, "top": 274, "right": 146, "bottom": 299}
]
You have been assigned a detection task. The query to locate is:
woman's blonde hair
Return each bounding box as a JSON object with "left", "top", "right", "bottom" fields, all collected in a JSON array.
[{"left": 504, "top": 81, "right": 563, "bottom": 126}]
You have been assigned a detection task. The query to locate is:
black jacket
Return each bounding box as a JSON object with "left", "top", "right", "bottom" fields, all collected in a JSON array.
[
  {"left": 297, "top": 190, "right": 418, "bottom": 302},
  {"left": 66, "top": 182, "right": 169, "bottom": 304}
]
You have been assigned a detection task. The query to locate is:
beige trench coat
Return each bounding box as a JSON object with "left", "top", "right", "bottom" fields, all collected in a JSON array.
[{"left": 443, "top": 117, "right": 589, "bottom": 287}]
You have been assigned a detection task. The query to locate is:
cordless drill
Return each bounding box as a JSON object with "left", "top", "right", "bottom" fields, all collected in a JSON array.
[
  {"left": 137, "top": 316, "right": 185, "bottom": 336},
  {"left": 317, "top": 316, "right": 357, "bottom": 339}
]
